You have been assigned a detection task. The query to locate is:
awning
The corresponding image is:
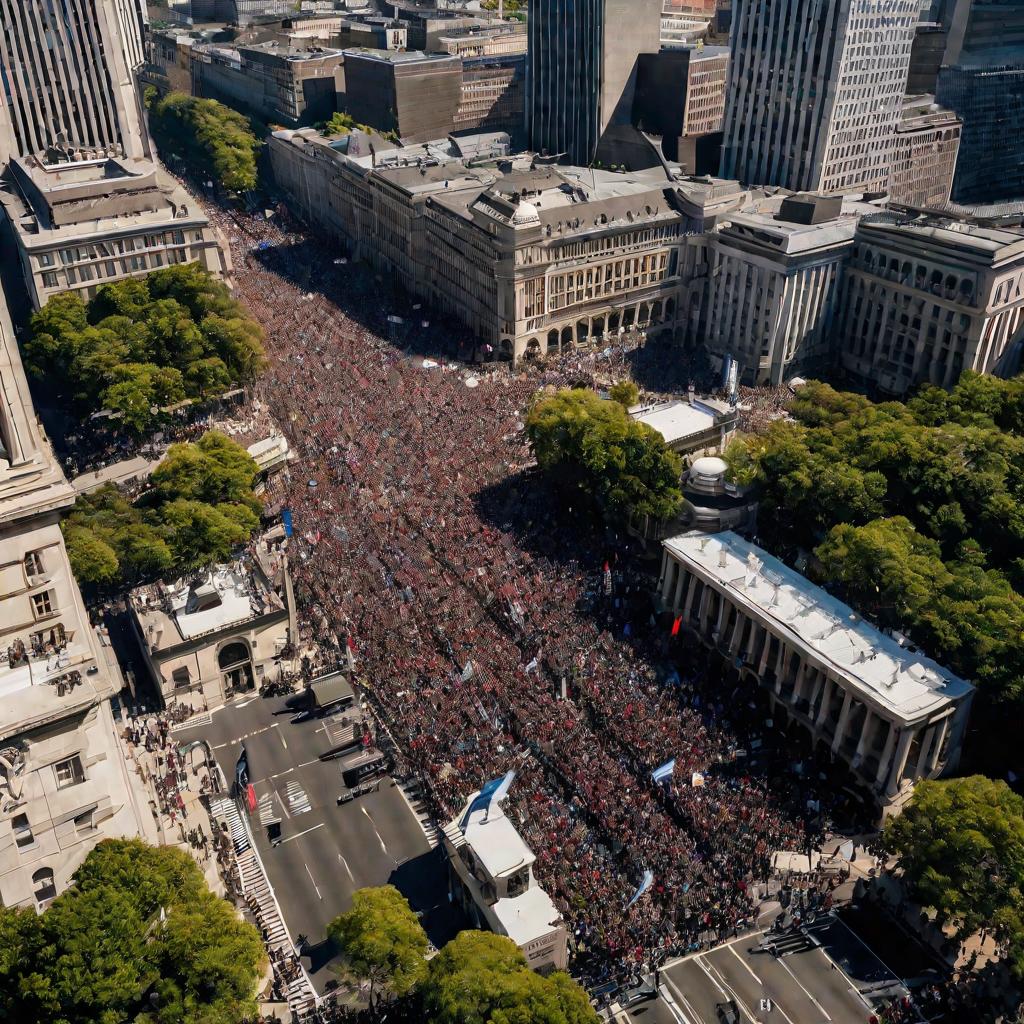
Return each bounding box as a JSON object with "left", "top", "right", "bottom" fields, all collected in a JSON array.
[{"left": 310, "top": 672, "right": 354, "bottom": 708}]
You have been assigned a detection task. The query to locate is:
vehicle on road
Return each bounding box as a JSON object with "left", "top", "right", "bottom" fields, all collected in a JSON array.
[
  {"left": 340, "top": 747, "right": 387, "bottom": 788},
  {"left": 716, "top": 999, "right": 741, "bottom": 1024}
]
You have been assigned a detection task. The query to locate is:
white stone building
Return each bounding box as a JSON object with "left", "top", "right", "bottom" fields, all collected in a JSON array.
[
  {"left": 839, "top": 212, "right": 1024, "bottom": 395},
  {"left": 129, "top": 535, "right": 295, "bottom": 716},
  {"left": 0, "top": 289, "right": 144, "bottom": 909},
  {"left": 659, "top": 532, "right": 973, "bottom": 817},
  {"left": 443, "top": 790, "right": 568, "bottom": 973},
  {"left": 721, "top": 0, "right": 919, "bottom": 195}
]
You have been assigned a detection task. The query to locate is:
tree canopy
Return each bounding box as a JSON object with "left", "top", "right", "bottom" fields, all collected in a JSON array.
[
  {"left": 327, "top": 885, "right": 429, "bottom": 1004},
  {"left": 526, "top": 389, "right": 683, "bottom": 524},
  {"left": 0, "top": 839, "right": 266, "bottom": 1024},
  {"left": 26, "top": 264, "right": 265, "bottom": 433},
  {"left": 149, "top": 92, "right": 261, "bottom": 192},
  {"left": 608, "top": 380, "right": 639, "bottom": 409},
  {"left": 64, "top": 431, "right": 261, "bottom": 587},
  {"left": 421, "top": 931, "right": 599, "bottom": 1024},
  {"left": 883, "top": 776, "right": 1024, "bottom": 979},
  {"left": 727, "top": 375, "right": 1024, "bottom": 743}
]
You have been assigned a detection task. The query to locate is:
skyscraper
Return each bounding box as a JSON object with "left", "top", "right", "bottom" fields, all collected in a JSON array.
[
  {"left": 527, "top": 0, "right": 661, "bottom": 165},
  {"left": 0, "top": 0, "right": 148, "bottom": 169},
  {"left": 721, "top": 0, "right": 919, "bottom": 194}
]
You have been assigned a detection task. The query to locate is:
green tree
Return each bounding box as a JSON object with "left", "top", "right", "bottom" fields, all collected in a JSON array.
[
  {"left": 156, "top": 499, "right": 259, "bottom": 570},
  {"left": 526, "top": 389, "right": 683, "bottom": 524},
  {"left": 327, "top": 886, "right": 428, "bottom": 1007},
  {"left": 64, "top": 525, "right": 121, "bottom": 586},
  {"left": 150, "top": 430, "right": 260, "bottom": 510},
  {"left": 421, "top": 931, "right": 598, "bottom": 1024},
  {"left": 883, "top": 776, "right": 1024, "bottom": 979},
  {"left": 150, "top": 92, "right": 261, "bottom": 192},
  {"left": 101, "top": 363, "right": 186, "bottom": 433},
  {"left": 608, "top": 380, "right": 639, "bottom": 408}
]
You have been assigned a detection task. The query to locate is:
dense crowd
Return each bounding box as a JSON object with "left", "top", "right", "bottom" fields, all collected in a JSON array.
[{"left": 207, "top": 206, "right": 851, "bottom": 986}]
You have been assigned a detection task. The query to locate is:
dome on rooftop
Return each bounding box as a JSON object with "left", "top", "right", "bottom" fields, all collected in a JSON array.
[
  {"left": 511, "top": 199, "right": 540, "bottom": 227},
  {"left": 690, "top": 455, "right": 728, "bottom": 478}
]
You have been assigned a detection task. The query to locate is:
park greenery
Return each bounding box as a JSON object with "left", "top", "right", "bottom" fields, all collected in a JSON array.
[
  {"left": 63, "top": 431, "right": 262, "bottom": 587},
  {"left": 883, "top": 776, "right": 1024, "bottom": 981},
  {"left": 726, "top": 374, "right": 1024, "bottom": 745},
  {"left": 26, "top": 264, "right": 265, "bottom": 433},
  {"left": 319, "top": 110, "right": 374, "bottom": 138},
  {"left": 148, "top": 91, "right": 261, "bottom": 192},
  {"left": 526, "top": 389, "right": 683, "bottom": 525},
  {"left": 0, "top": 839, "right": 266, "bottom": 1024},
  {"left": 327, "top": 886, "right": 598, "bottom": 1023},
  {"left": 608, "top": 379, "right": 639, "bottom": 409}
]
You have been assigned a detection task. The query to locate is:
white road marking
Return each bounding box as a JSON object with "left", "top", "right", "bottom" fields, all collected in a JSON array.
[
  {"left": 275, "top": 788, "right": 291, "bottom": 819},
  {"left": 660, "top": 973, "right": 702, "bottom": 1024},
  {"left": 337, "top": 853, "right": 355, "bottom": 883},
  {"left": 298, "top": 758, "right": 320, "bottom": 768},
  {"left": 279, "top": 730, "right": 288, "bottom": 750},
  {"left": 695, "top": 957, "right": 727, "bottom": 998},
  {"left": 304, "top": 862, "right": 322, "bottom": 899},
  {"left": 276, "top": 823, "right": 325, "bottom": 845},
  {"left": 728, "top": 943, "right": 762, "bottom": 985},
  {"left": 776, "top": 954, "right": 832, "bottom": 1021},
  {"left": 360, "top": 805, "right": 388, "bottom": 852}
]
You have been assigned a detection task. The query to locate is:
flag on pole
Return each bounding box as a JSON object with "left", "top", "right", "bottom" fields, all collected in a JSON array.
[
  {"left": 603, "top": 561, "right": 612, "bottom": 595},
  {"left": 460, "top": 771, "right": 516, "bottom": 829},
  {"left": 625, "top": 869, "right": 654, "bottom": 909},
  {"left": 671, "top": 617, "right": 681, "bottom": 636},
  {"left": 652, "top": 759, "right": 676, "bottom": 784}
]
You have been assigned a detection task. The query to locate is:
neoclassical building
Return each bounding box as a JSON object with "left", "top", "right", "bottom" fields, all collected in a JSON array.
[
  {"left": 659, "top": 532, "right": 973, "bottom": 817},
  {"left": 0, "top": 288, "right": 144, "bottom": 909}
]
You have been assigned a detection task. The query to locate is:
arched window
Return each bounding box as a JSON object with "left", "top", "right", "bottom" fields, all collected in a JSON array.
[{"left": 218, "top": 642, "right": 250, "bottom": 671}]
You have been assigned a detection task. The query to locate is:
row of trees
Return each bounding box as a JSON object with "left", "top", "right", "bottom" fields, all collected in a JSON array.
[
  {"left": 727, "top": 375, "right": 1024, "bottom": 742},
  {"left": 26, "top": 265, "right": 265, "bottom": 433},
  {"left": 328, "top": 886, "right": 598, "bottom": 1024},
  {"left": 883, "top": 776, "right": 1024, "bottom": 982},
  {"left": 0, "top": 839, "right": 266, "bottom": 1024},
  {"left": 526, "top": 388, "right": 682, "bottom": 525},
  {"left": 65, "top": 431, "right": 262, "bottom": 587},
  {"left": 148, "top": 92, "right": 261, "bottom": 193}
]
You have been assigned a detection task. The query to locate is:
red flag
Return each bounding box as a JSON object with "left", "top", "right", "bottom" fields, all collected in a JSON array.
[
  {"left": 245, "top": 783, "right": 257, "bottom": 812},
  {"left": 671, "top": 617, "right": 681, "bottom": 637}
]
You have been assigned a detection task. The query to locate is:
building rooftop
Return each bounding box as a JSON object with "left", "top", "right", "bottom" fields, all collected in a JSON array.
[
  {"left": 860, "top": 212, "right": 1024, "bottom": 262},
  {"left": 341, "top": 47, "right": 458, "bottom": 65},
  {"left": 131, "top": 558, "right": 286, "bottom": 652},
  {"left": 491, "top": 885, "right": 564, "bottom": 947},
  {"left": 460, "top": 801, "right": 535, "bottom": 879},
  {"left": 632, "top": 400, "right": 723, "bottom": 446},
  {"left": 0, "top": 155, "right": 208, "bottom": 243},
  {"left": 664, "top": 531, "right": 973, "bottom": 722}
]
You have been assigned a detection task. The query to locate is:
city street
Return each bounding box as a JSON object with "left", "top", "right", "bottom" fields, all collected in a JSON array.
[
  {"left": 660, "top": 915, "right": 904, "bottom": 1024},
  {"left": 174, "top": 691, "right": 460, "bottom": 989}
]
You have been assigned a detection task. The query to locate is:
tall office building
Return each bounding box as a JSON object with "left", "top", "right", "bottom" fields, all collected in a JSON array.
[
  {"left": 0, "top": 0, "right": 148, "bottom": 169},
  {"left": 721, "top": 0, "right": 919, "bottom": 194},
  {"left": 527, "top": 0, "right": 661, "bottom": 165}
]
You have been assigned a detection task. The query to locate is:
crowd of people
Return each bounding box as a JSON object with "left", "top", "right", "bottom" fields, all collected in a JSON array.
[{"left": 200, "top": 203, "right": 855, "bottom": 989}]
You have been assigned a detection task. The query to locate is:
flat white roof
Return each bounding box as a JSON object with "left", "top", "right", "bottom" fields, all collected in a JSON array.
[
  {"left": 169, "top": 568, "right": 259, "bottom": 639},
  {"left": 633, "top": 401, "right": 716, "bottom": 445},
  {"left": 492, "top": 886, "right": 562, "bottom": 946},
  {"left": 461, "top": 802, "right": 534, "bottom": 878},
  {"left": 664, "top": 531, "right": 972, "bottom": 721}
]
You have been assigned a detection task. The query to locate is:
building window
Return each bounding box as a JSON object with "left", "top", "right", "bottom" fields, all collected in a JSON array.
[
  {"left": 32, "top": 868, "right": 56, "bottom": 909},
  {"left": 37, "top": 252, "right": 54, "bottom": 268},
  {"left": 54, "top": 755, "right": 85, "bottom": 789},
  {"left": 172, "top": 666, "right": 191, "bottom": 689},
  {"left": 31, "top": 590, "right": 55, "bottom": 618},
  {"left": 42, "top": 272, "right": 58, "bottom": 289},
  {"left": 24, "top": 550, "right": 44, "bottom": 578},
  {"left": 74, "top": 809, "right": 95, "bottom": 835},
  {"left": 12, "top": 813, "right": 33, "bottom": 849}
]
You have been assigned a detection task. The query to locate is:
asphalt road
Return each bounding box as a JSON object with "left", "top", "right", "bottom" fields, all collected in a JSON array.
[
  {"left": 176, "top": 692, "right": 459, "bottom": 989},
  {"left": 661, "top": 925, "right": 883, "bottom": 1024}
]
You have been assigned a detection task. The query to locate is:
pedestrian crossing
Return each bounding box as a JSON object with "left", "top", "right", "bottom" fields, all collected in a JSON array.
[
  {"left": 258, "top": 791, "right": 278, "bottom": 828},
  {"left": 207, "top": 793, "right": 317, "bottom": 1018},
  {"left": 285, "top": 780, "right": 311, "bottom": 815},
  {"left": 398, "top": 778, "right": 441, "bottom": 849}
]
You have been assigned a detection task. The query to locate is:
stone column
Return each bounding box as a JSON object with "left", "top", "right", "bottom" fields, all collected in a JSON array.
[
  {"left": 713, "top": 595, "right": 727, "bottom": 637},
  {"left": 729, "top": 611, "right": 745, "bottom": 654},
  {"left": 758, "top": 634, "right": 774, "bottom": 679},
  {"left": 885, "top": 728, "right": 915, "bottom": 797},
  {"left": 698, "top": 587, "right": 712, "bottom": 631},
  {"left": 745, "top": 621, "right": 761, "bottom": 663},
  {"left": 915, "top": 724, "right": 938, "bottom": 780},
  {"left": 831, "top": 690, "right": 854, "bottom": 754},
  {"left": 682, "top": 574, "right": 698, "bottom": 619},
  {"left": 672, "top": 567, "right": 687, "bottom": 612},
  {"left": 661, "top": 558, "right": 677, "bottom": 603},
  {"left": 791, "top": 659, "right": 809, "bottom": 705},
  {"left": 874, "top": 722, "right": 898, "bottom": 789},
  {"left": 814, "top": 677, "right": 834, "bottom": 728},
  {"left": 929, "top": 716, "right": 950, "bottom": 774},
  {"left": 854, "top": 710, "right": 875, "bottom": 766}
]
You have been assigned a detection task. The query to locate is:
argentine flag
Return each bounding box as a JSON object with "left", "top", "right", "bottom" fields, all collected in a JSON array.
[{"left": 651, "top": 758, "right": 676, "bottom": 784}]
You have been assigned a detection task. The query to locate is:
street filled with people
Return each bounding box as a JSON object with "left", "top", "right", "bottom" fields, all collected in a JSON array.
[{"left": 207, "top": 207, "right": 850, "bottom": 989}]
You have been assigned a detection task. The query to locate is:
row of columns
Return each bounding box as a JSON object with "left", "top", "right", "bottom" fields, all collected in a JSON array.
[{"left": 660, "top": 552, "right": 954, "bottom": 803}]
